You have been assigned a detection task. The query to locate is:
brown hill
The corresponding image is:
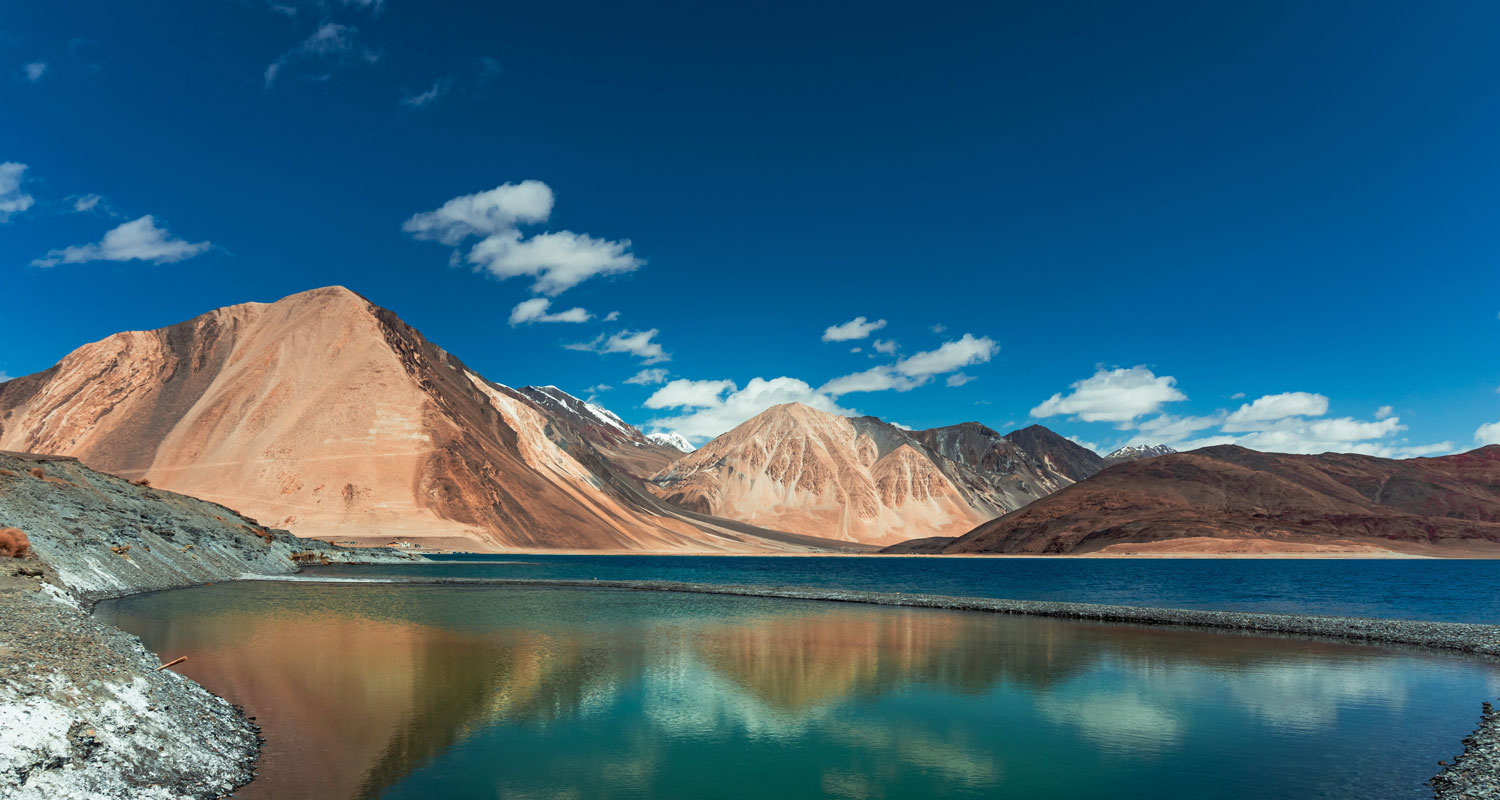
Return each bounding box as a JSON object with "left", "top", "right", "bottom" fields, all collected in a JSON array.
[
  {"left": 928, "top": 445, "right": 1500, "bottom": 555},
  {"left": 648, "top": 404, "right": 1097, "bottom": 546},
  {"left": 0, "top": 287, "right": 846, "bottom": 553}
]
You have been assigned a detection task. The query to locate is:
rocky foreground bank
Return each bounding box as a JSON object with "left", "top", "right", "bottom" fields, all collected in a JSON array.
[{"left": 0, "top": 452, "right": 411, "bottom": 799}]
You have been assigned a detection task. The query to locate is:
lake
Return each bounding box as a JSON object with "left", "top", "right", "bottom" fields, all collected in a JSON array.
[
  {"left": 97, "top": 567, "right": 1500, "bottom": 799},
  {"left": 316, "top": 554, "right": 1500, "bottom": 623}
]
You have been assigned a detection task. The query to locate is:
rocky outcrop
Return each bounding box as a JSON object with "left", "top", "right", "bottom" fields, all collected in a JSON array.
[
  {"left": 648, "top": 404, "right": 1097, "bottom": 545},
  {"left": 930, "top": 444, "right": 1500, "bottom": 555},
  {"left": 0, "top": 288, "right": 847, "bottom": 553},
  {"left": 0, "top": 451, "right": 411, "bottom": 800}
]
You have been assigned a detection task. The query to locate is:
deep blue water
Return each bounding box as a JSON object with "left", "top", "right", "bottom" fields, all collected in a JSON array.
[{"left": 308, "top": 554, "right": 1500, "bottom": 623}]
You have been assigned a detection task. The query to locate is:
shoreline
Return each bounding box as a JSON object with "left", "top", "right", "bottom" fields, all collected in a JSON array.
[{"left": 245, "top": 574, "right": 1500, "bottom": 657}]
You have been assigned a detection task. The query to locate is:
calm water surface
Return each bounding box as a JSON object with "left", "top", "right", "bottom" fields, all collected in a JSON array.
[
  {"left": 98, "top": 580, "right": 1499, "bottom": 800},
  {"left": 312, "top": 554, "right": 1500, "bottom": 623}
]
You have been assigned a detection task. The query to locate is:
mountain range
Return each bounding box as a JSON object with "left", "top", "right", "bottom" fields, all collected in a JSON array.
[
  {"left": 649, "top": 407, "right": 1103, "bottom": 545},
  {"left": 890, "top": 445, "right": 1500, "bottom": 555},
  {"left": 5, "top": 286, "right": 1497, "bottom": 556},
  {"left": 0, "top": 288, "right": 838, "bottom": 552}
]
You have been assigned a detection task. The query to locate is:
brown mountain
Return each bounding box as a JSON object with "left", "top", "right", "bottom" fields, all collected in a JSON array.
[
  {"left": 0, "top": 287, "right": 844, "bottom": 553},
  {"left": 922, "top": 444, "right": 1500, "bottom": 556},
  {"left": 648, "top": 403, "right": 1098, "bottom": 546}
]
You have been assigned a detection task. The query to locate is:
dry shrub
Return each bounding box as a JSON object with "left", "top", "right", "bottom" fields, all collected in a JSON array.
[
  {"left": 110, "top": 544, "right": 131, "bottom": 556},
  {"left": 0, "top": 469, "right": 16, "bottom": 477},
  {"left": 130, "top": 478, "right": 151, "bottom": 487},
  {"left": 0, "top": 528, "right": 31, "bottom": 559},
  {"left": 28, "top": 468, "right": 44, "bottom": 479}
]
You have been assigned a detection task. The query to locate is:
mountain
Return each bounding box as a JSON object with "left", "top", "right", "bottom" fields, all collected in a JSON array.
[
  {"left": 1103, "top": 444, "right": 1177, "bottom": 466},
  {"left": 928, "top": 444, "right": 1500, "bottom": 555},
  {"left": 0, "top": 287, "right": 848, "bottom": 553},
  {"left": 648, "top": 403, "right": 1099, "bottom": 546},
  {"left": 513, "top": 385, "right": 680, "bottom": 478},
  {"left": 647, "top": 431, "right": 695, "bottom": 453},
  {"left": 1000, "top": 425, "right": 1107, "bottom": 482}
]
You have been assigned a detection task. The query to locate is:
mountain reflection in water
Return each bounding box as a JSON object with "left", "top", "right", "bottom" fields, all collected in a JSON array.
[{"left": 96, "top": 581, "right": 1499, "bottom": 800}]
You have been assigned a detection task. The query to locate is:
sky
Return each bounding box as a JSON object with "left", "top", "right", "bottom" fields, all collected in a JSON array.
[{"left": 0, "top": 0, "right": 1496, "bottom": 453}]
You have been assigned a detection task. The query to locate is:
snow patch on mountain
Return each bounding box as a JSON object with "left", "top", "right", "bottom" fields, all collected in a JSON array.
[{"left": 647, "top": 431, "right": 695, "bottom": 453}]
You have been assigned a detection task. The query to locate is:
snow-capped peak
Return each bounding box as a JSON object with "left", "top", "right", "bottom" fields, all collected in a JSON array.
[
  {"left": 648, "top": 431, "right": 695, "bottom": 453},
  {"left": 1104, "top": 444, "right": 1177, "bottom": 462}
]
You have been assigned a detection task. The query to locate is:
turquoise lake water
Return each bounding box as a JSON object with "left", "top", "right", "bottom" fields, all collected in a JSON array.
[
  {"left": 97, "top": 573, "right": 1500, "bottom": 800},
  {"left": 317, "top": 554, "right": 1500, "bottom": 622}
]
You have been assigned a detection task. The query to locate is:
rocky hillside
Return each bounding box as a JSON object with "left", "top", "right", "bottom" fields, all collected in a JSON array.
[
  {"left": 0, "top": 450, "right": 412, "bottom": 799},
  {"left": 0, "top": 287, "right": 845, "bottom": 554},
  {"left": 927, "top": 444, "right": 1500, "bottom": 555},
  {"left": 514, "top": 385, "right": 681, "bottom": 478},
  {"left": 649, "top": 404, "right": 1100, "bottom": 546},
  {"left": 0, "top": 451, "right": 404, "bottom": 602}
]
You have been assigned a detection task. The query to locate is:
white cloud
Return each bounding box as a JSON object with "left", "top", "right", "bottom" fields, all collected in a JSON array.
[
  {"left": 849, "top": 346, "right": 862, "bottom": 354},
  {"left": 646, "top": 377, "right": 853, "bottom": 443},
  {"left": 895, "top": 334, "right": 997, "bottom": 377},
  {"left": 625, "top": 368, "right": 669, "bottom": 385},
  {"left": 644, "top": 379, "right": 737, "bottom": 409},
  {"left": 32, "top": 215, "right": 209, "bottom": 267},
  {"left": 1477, "top": 422, "right": 1500, "bottom": 446},
  {"left": 403, "top": 181, "right": 552, "bottom": 245},
  {"left": 822, "top": 316, "right": 886, "bottom": 342},
  {"left": 406, "top": 181, "right": 641, "bottom": 296},
  {"left": 946, "top": 372, "right": 976, "bottom": 387},
  {"left": 603, "top": 311, "right": 620, "bottom": 322},
  {"left": 0, "top": 371, "right": 12, "bottom": 383},
  {"left": 821, "top": 333, "right": 997, "bottom": 397},
  {"left": 401, "top": 78, "right": 449, "bottom": 108},
  {"left": 1032, "top": 366, "right": 1186, "bottom": 423},
  {"left": 1375, "top": 405, "right": 1394, "bottom": 420},
  {"left": 508, "top": 297, "right": 592, "bottom": 325},
  {"left": 72, "top": 194, "right": 102, "bottom": 212},
  {"left": 0, "top": 162, "right": 35, "bottom": 221},
  {"left": 565, "top": 329, "right": 668, "bottom": 364},
  {"left": 468, "top": 230, "right": 641, "bottom": 296},
  {"left": 872, "top": 338, "right": 898, "bottom": 355},
  {"left": 264, "top": 23, "right": 379, "bottom": 89},
  {"left": 820, "top": 366, "right": 922, "bottom": 396},
  {"left": 22, "top": 62, "right": 46, "bottom": 82},
  {"left": 930, "top": 323, "right": 947, "bottom": 334},
  {"left": 585, "top": 383, "right": 612, "bottom": 394},
  {"left": 1223, "top": 392, "right": 1329, "bottom": 430}
]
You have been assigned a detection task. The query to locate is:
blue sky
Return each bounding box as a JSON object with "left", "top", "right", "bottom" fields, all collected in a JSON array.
[{"left": 1, "top": 0, "right": 1496, "bottom": 453}]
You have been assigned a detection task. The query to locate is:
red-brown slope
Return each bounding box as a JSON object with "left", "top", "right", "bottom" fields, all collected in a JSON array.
[{"left": 939, "top": 445, "right": 1500, "bottom": 555}]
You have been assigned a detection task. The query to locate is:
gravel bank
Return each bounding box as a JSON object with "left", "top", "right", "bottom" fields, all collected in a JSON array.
[
  {"left": 0, "top": 452, "right": 413, "bottom": 799},
  {"left": 1433, "top": 702, "right": 1500, "bottom": 799}
]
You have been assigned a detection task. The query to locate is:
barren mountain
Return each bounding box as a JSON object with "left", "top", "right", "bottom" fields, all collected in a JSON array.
[
  {"left": 1103, "top": 444, "right": 1177, "bottom": 466},
  {"left": 0, "top": 287, "right": 846, "bottom": 553},
  {"left": 648, "top": 404, "right": 1098, "bottom": 546},
  {"left": 514, "top": 385, "right": 680, "bottom": 478},
  {"left": 1001, "top": 425, "right": 1107, "bottom": 482},
  {"left": 930, "top": 444, "right": 1500, "bottom": 555}
]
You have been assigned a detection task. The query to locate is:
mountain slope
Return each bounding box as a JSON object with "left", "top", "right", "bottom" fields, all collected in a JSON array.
[
  {"left": 648, "top": 404, "right": 1097, "bottom": 545},
  {"left": 514, "top": 385, "right": 681, "bottom": 478},
  {"left": 1001, "top": 425, "right": 1106, "bottom": 482},
  {"left": 0, "top": 287, "right": 846, "bottom": 553},
  {"left": 938, "top": 445, "right": 1500, "bottom": 555}
]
